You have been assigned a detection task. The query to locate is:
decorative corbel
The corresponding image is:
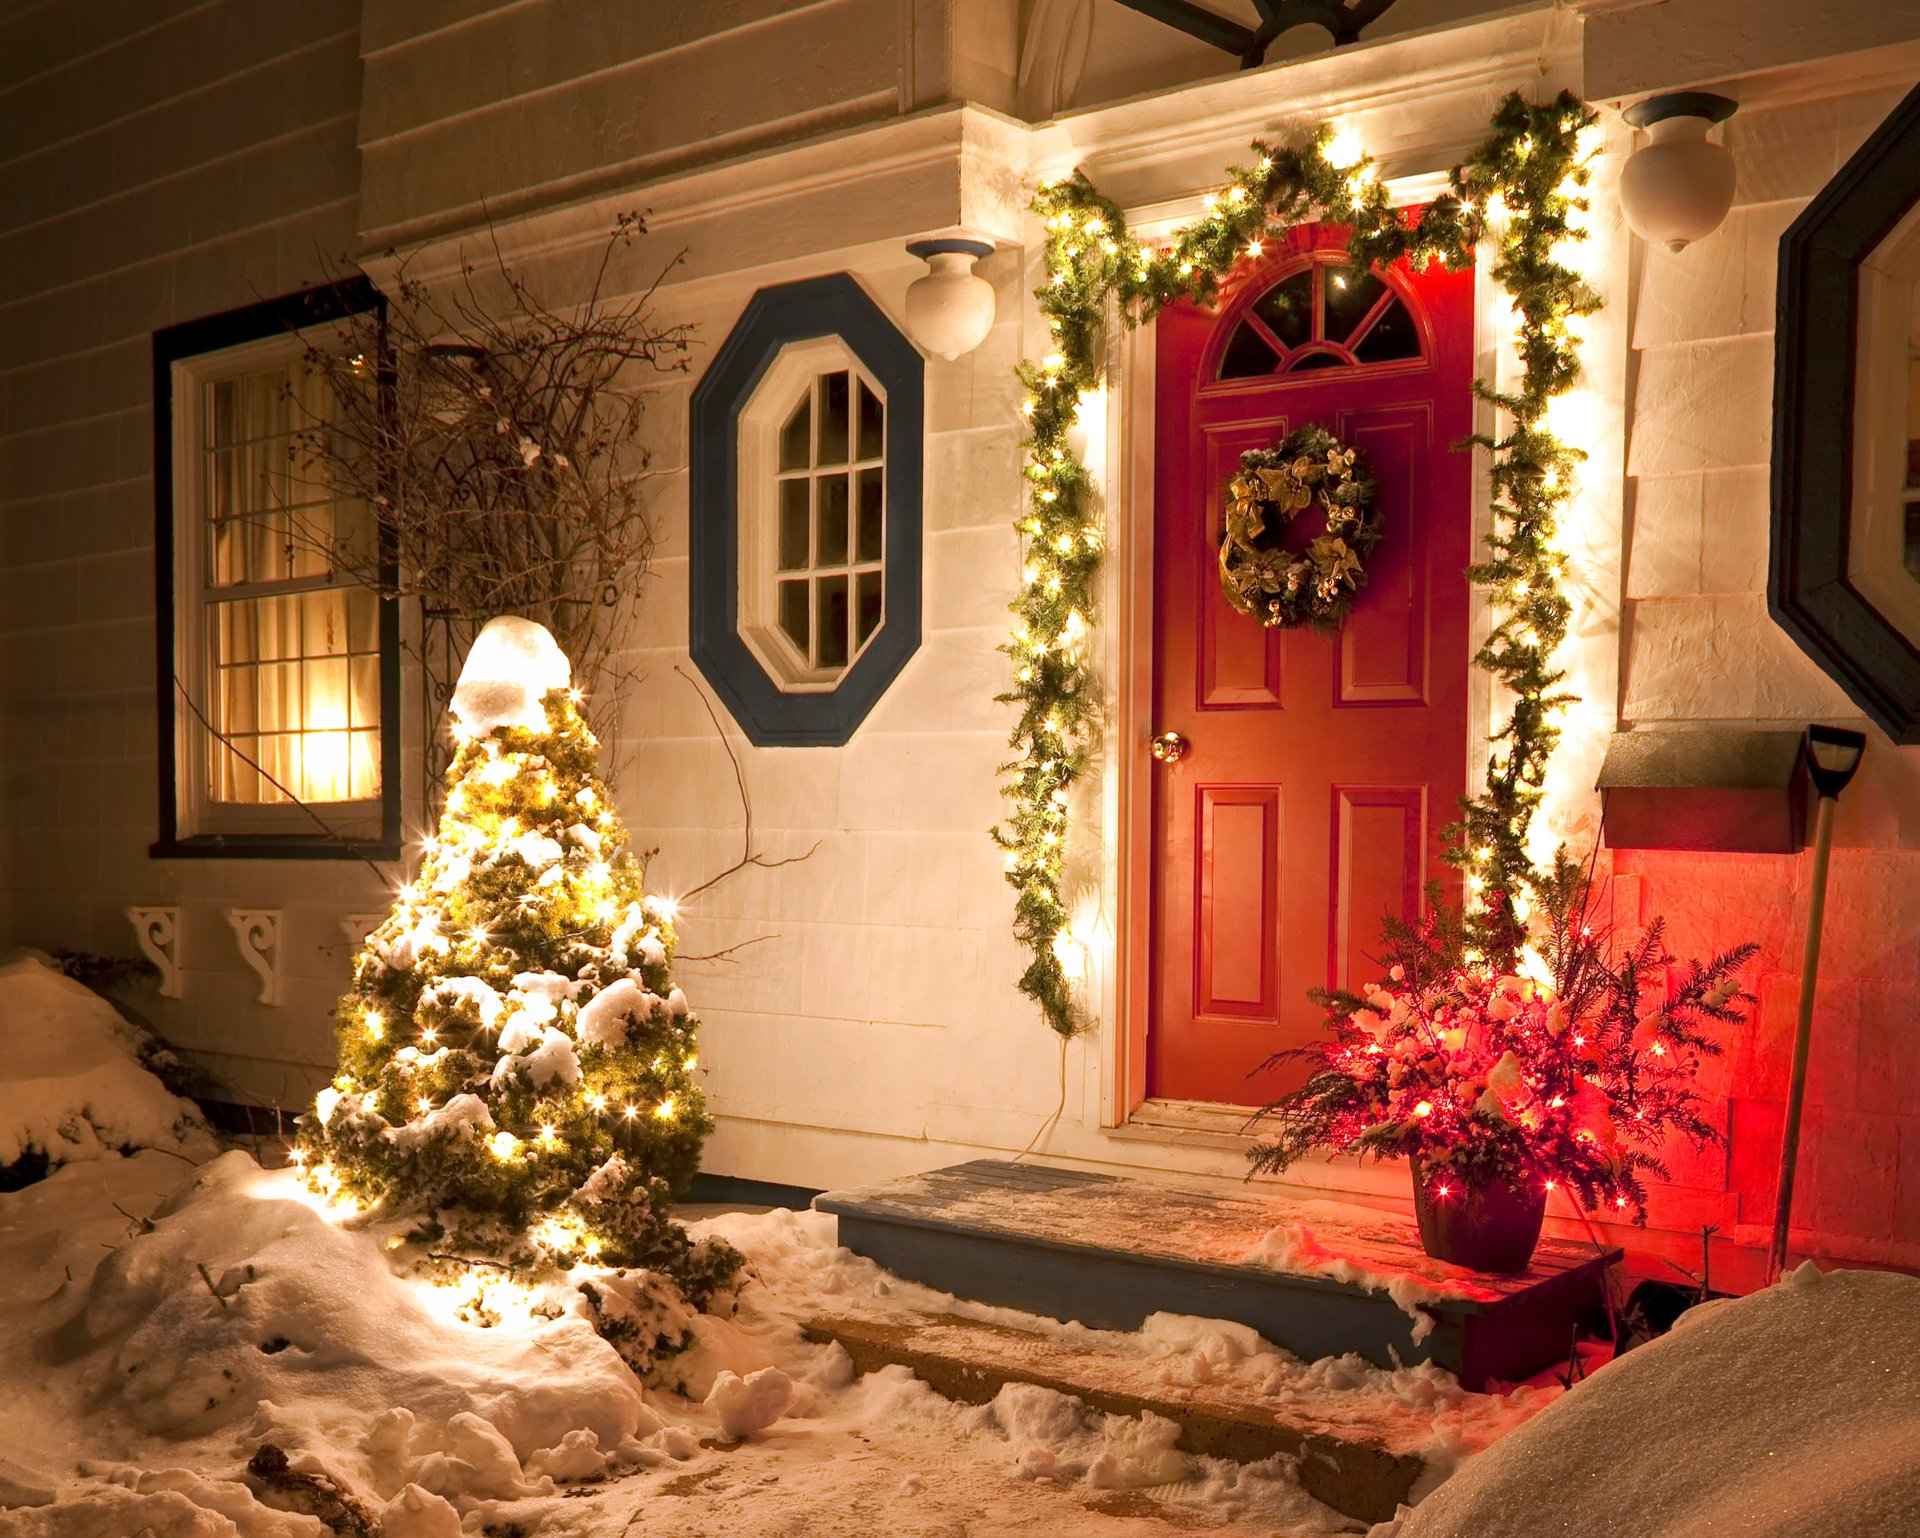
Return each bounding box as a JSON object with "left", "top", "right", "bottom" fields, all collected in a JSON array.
[
  {"left": 125, "top": 907, "right": 182, "bottom": 998},
  {"left": 339, "top": 913, "right": 384, "bottom": 953},
  {"left": 223, "top": 909, "right": 282, "bottom": 1006}
]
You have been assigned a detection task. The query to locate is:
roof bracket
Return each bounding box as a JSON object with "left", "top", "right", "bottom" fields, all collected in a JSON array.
[{"left": 1110, "top": 0, "right": 1400, "bottom": 69}]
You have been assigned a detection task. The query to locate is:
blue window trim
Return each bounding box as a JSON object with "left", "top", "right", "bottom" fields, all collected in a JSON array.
[{"left": 690, "top": 274, "right": 923, "bottom": 746}]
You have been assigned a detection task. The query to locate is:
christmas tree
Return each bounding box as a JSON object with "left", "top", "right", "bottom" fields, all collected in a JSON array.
[{"left": 297, "top": 617, "right": 735, "bottom": 1310}]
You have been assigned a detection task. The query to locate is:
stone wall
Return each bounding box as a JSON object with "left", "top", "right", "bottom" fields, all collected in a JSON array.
[{"left": 1621, "top": 80, "right": 1920, "bottom": 1268}]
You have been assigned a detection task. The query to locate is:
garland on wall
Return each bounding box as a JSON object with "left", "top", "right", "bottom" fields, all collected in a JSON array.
[{"left": 993, "top": 92, "right": 1600, "bottom": 1036}]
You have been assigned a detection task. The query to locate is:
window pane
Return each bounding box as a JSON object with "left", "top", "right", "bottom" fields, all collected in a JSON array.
[
  {"left": 816, "top": 575, "right": 849, "bottom": 669},
  {"left": 301, "top": 589, "right": 347, "bottom": 656},
  {"left": 348, "top": 728, "right": 379, "bottom": 801},
  {"left": 856, "top": 380, "right": 884, "bottom": 460},
  {"left": 818, "top": 372, "right": 849, "bottom": 465},
  {"left": 208, "top": 589, "right": 378, "bottom": 805},
  {"left": 1253, "top": 269, "right": 1314, "bottom": 349},
  {"left": 1907, "top": 354, "right": 1920, "bottom": 488},
  {"left": 856, "top": 468, "right": 884, "bottom": 561},
  {"left": 1352, "top": 297, "right": 1421, "bottom": 364},
  {"left": 778, "top": 579, "right": 810, "bottom": 653},
  {"left": 349, "top": 657, "right": 380, "bottom": 732},
  {"left": 1218, "top": 323, "right": 1278, "bottom": 380},
  {"left": 817, "top": 473, "right": 849, "bottom": 565},
  {"left": 779, "top": 395, "right": 811, "bottom": 471},
  {"left": 779, "top": 479, "right": 810, "bottom": 570},
  {"left": 855, "top": 570, "right": 883, "bottom": 648},
  {"left": 1288, "top": 349, "right": 1344, "bottom": 373},
  {"left": 348, "top": 587, "right": 380, "bottom": 656},
  {"left": 1324, "top": 266, "right": 1388, "bottom": 342}
]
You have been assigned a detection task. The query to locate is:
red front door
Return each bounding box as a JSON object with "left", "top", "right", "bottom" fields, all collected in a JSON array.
[{"left": 1147, "top": 226, "right": 1474, "bottom": 1107}]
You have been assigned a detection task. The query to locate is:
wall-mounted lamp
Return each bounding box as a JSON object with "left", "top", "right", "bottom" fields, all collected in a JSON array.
[
  {"left": 1620, "top": 91, "right": 1739, "bottom": 253},
  {"left": 904, "top": 238, "right": 996, "bottom": 360}
]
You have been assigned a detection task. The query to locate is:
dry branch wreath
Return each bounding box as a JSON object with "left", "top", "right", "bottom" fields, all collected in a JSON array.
[{"left": 1219, "top": 424, "right": 1380, "bottom": 631}]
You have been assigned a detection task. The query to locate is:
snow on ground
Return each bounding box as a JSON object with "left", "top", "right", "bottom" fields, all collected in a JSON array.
[
  {"left": 1378, "top": 1260, "right": 1920, "bottom": 1538},
  {"left": 1, "top": 958, "right": 1910, "bottom": 1535},
  {"left": 0, "top": 956, "right": 215, "bottom": 1175},
  {"left": 691, "top": 1204, "right": 1551, "bottom": 1473},
  {"left": 0, "top": 1152, "right": 1378, "bottom": 1536}
]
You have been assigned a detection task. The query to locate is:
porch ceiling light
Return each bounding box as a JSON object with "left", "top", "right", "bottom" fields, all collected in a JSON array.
[
  {"left": 904, "top": 237, "right": 996, "bottom": 361},
  {"left": 1619, "top": 91, "right": 1738, "bottom": 253}
]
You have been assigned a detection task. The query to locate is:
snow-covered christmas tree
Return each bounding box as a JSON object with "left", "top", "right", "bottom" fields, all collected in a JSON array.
[{"left": 297, "top": 617, "right": 734, "bottom": 1308}]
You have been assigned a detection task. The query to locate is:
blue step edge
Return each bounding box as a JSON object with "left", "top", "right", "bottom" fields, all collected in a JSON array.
[{"left": 814, "top": 1159, "right": 1618, "bottom": 1390}]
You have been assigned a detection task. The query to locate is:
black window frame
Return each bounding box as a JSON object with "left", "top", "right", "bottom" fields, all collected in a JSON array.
[
  {"left": 1771, "top": 80, "right": 1920, "bottom": 744},
  {"left": 151, "top": 277, "right": 403, "bottom": 861}
]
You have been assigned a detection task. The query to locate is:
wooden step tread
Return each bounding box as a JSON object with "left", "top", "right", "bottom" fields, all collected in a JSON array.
[
  {"left": 815, "top": 1159, "right": 1609, "bottom": 1313},
  {"left": 798, "top": 1301, "right": 1427, "bottom": 1525}
]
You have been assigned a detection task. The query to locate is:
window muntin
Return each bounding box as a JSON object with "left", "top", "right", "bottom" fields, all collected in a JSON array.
[
  {"left": 1215, "top": 259, "right": 1424, "bottom": 380},
  {"left": 738, "top": 339, "right": 888, "bottom": 691}
]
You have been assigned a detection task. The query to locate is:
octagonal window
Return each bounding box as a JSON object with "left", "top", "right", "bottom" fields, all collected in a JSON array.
[
  {"left": 689, "top": 274, "right": 923, "bottom": 747},
  {"left": 1772, "top": 80, "right": 1920, "bottom": 743},
  {"left": 739, "top": 340, "right": 888, "bottom": 690}
]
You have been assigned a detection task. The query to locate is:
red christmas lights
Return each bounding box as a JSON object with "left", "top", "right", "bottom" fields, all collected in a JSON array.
[{"left": 1249, "top": 857, "right": 1759, "bottom": 1220}]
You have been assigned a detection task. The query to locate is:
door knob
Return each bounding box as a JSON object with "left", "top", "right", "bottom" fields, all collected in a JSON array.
[{"left": 1150, "top": 730, "right": 1190, "bottom": 763}]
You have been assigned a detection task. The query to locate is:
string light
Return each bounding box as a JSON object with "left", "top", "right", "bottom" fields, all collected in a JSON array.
[{"left": 1005, "top": 91, "right": 1599, "bottom": 1035}]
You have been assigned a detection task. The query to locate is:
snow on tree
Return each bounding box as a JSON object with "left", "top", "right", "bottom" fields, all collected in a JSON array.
[{"left": 296, "top": 616, "right": 737, "bottom": 1315}]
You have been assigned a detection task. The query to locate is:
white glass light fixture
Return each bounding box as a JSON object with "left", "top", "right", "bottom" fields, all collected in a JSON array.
[
  {"left": 1620, "top": 92, "right": 1739, "bottom": 253},
  {"left": 904, "top": 237, "right": 996, "bottom": 360}
]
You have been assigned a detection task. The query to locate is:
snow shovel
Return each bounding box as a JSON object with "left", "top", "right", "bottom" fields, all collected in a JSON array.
[{"left": 1766, "top": 724, "right": 1866, "bottom": 1282}]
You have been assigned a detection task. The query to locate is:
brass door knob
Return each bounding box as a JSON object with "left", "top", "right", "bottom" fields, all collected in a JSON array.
[{"left": 1150, "top": 730, "right": 1189, "bottom": 763}]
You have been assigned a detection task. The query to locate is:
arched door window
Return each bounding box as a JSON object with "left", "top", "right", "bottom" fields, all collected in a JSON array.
[{"left": 1214, "top": 257, "right": 1426, "bottom": 381}]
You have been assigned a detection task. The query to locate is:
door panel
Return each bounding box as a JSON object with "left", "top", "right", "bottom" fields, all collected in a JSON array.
[
  {"left": 1147, "top": 226, "right": 1473, "bottom": 1108},
  {"left": 1195, "top": 785, "right": 1280, "bottom": 1019},
  {"left": 1330, "top": 784, "right": 1426, "bottom": 993},
  {"left": 1335, "top": 408, "right": 1429, "bottom": 704}
]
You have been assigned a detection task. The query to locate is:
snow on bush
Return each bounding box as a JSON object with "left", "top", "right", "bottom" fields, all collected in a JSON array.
[
  {"left": 1379, "top": 1261, "right": 1920, "bottom": 1538},
  {"left": 0, "top": 956, "right": 207, "bottom": 1177}
]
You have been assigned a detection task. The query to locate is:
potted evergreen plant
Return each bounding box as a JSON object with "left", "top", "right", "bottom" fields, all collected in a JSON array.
[{"left": 1247, "top": 856, "right": 1757, "bottom": 1273}]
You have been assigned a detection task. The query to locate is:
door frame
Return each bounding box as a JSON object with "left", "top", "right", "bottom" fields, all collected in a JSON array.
[{"left": 1102, "top": 224, "right": 1508, "bottom": 1135}]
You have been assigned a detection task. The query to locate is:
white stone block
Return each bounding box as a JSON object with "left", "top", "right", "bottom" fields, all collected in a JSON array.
[
  {"left": 1628, "top": 336, "right": 1773, "bottom": 478},
  {"left": 1698, "top": 469, "right": 1771, "bottom": 596},
  {"left": 1626, "top": 475, "right": 1703, "bottom": 598}
]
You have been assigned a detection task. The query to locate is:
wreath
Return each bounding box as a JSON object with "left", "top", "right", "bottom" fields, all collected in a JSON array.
[{"left": 1218, "top": 424, "right": 1380, "bottom": 631}]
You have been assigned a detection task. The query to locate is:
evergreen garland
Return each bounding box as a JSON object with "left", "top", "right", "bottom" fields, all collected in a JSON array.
[{"left": 996, "top": 92, "right": 1599, "bottom": 1033}]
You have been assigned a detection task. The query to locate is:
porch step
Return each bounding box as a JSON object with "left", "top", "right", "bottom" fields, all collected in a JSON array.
[
  {"left": 799, "top": 1301, "right": 1425, "bottom": 1525},
  {"left": 813, "top": 1159, "right": 1618, "bottom": 1391}
]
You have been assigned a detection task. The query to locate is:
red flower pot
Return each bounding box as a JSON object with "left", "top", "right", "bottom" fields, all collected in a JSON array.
[{"left": 1410, "top": 1156, "right": 1546, "bottom": 1273}]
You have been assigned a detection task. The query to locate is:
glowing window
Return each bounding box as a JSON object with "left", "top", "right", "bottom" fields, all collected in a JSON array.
[
  {"left": 155, "top": 281, "right": 399, "bottom": 857},
  {"left": 1217, "top": 261, "right": 1423, "bottom": 380}
]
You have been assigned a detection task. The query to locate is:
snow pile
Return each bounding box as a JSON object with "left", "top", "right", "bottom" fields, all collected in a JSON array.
[
  {"left": 692, "top": 1206, "right": 1551, "bottom": 1472},
  {"left": 0, "top": 1152, "right": 704, "bottom": 1531},
  {"left": 1240, "top": 1199, "right": 1506, "bottom": 1343},
  {"left": 448, "top": 615, "right": 571, "bottom": 735},
  {"left": 1379, "top": 1262, "right": 1920, "bottom": 1538},
  {"left": 0, "top": 956, "right": 209, "bottom": 1175}
]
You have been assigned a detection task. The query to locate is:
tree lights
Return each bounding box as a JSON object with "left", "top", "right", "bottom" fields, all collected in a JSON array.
[
  {"left": 295, "top": 618, "right": 739, "bottom": 1322},
  {"left": 998, "top": 93, "right": 1603, "bottom": 1033}
]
